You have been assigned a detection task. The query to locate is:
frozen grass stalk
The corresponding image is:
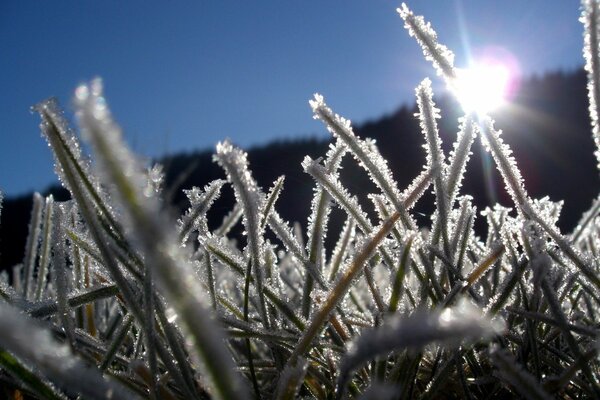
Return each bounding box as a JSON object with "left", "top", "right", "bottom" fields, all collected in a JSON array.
[{"left": 1, "top": 2, "right": 600, "bottom": 399}]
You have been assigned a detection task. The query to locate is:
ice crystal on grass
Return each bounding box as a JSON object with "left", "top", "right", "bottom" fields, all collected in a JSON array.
[
  {"left": 479, "top": 118, "right": 528, "bottom": 209},
  {"left": 22, "top": 192, "right": 44, "bottom": 299},
  {"left": 144, "top": 163, "right": 164, "bottom": 197},
  {"left": 303, "top": 155, "right": 373, "bottom": 234},
  {"left": 446, "top": 116, "right": 476, "bottom": 207},
  {"left": 337, "top": 299, "right": 501, "bottom": 393},
  {"left": 582, "top": 0, "right": 600, "bottom": 172},
  {"left": 34, "top": 99, "right": 93, "bottom": 194},
  {"left": 398, "top": 3, "right": 456, "bottom": 82},
  {"left": 179, "top": 179, "right": 226, "bottom": 243},
  {"left": 310, "top": 94, "right": 416, "bottom": 230},
  {"left": 3, "top": 1, "right": 600, "bottom": 399}
]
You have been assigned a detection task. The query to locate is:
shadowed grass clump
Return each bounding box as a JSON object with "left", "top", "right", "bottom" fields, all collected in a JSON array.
[{"left": 2, "top": 2, "right": 600, "bottom": 399}]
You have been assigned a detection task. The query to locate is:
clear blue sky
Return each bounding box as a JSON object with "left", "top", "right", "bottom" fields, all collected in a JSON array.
[{"left": 0, "top": 1, "right": 583, "bottom": 196}]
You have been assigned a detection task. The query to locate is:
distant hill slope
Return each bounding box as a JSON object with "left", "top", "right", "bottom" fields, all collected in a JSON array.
[{"left": 1, "top": 69, "right": 597, "bottom": 271}]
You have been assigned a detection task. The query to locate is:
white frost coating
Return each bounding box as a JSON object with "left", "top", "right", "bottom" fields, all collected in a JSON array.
[
  {"left": 530, "top": 197, "right": 563, "bottom": 228},
  {"left": 179, "top": 179, "right": 226, "bottom": 243},
  {"left": 22, "top": 192, "right": 44, "bottom": 299},
  {"left": 571, "top": 194, "right": 600, "bottom": 243},
  {"left": 263, "top": 176, "right": 285, "bottom": 230},
  {"left": 33, "top": 98, "right": 92, "bottom": 194},
  {"left": 416, "top": 79, "right": 450, "bottom": 246},
  {"left": 416, "top": 79, "right": 445, "bottom": 172},
  {"left": 337, "top": 298, "right": 502, "bottom": 395},
  {"left": 481, "top": 204, "right": 513, "bottom": 247},
  {"left": 268, "top": 212, "right": 307, "bottom": 261},
  {"left": 479, "top": 117, "right": 528, "bottom": 209},
  {"left": 400, "top": 167, "right": 435, "bottom": 212},
  {"left": 446, "top": 116, "right": 476, "bottom": 208},
  {"left": 274, "top": 357, "right": 308, "bottom": 400},
  {"left": 213, "top": 140, "right": 271, "bottom": 327},
  {"left": 398, "top": 3, "right": 456, "bottom": 83},
  {"left": 327, "top": 216, "right": 356, "bottom": 281},
  {"left": 35, "top": 195, "right": 55, "bottom": 301},
  {"left": 449, "top": 196, "right": 476, "bottom": 262},
  {"left": 215, "top": 203, "right": 243, "bottom": 237},
  {"left": 0, "top": 301, "right": 141, "bottom": 399},
  {"left": 51, "top": 203, "right": 76, "bottom": 345},
  {"left": 73, "top": 78, "right": 150, "bottom": 221},
  {"left": 74, "top": 79, "right": 249, "bottom": 400},
  {"left": 303, "top": 155, "right": 373, "bottom": 234},
  {"left": 581, "top": 0, "right": 600, "bottom": 172},
  {"left": 306, "top": 141, "right": 347, "bottom": 263},
  {"left": 144, "top": 163, "right": 164, "bottom": 197},
  {"left": 310, "top": 94, "right": 415, "bottom": 231}
]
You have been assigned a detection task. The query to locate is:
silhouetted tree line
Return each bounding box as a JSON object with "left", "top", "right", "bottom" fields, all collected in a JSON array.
[{"left": 1, "top": 68, "right": 597, "bottom": 272}]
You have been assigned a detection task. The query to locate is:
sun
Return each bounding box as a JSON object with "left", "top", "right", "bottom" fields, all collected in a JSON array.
[{"left": 452, "top": 61, "right": 511, "bottom": 115}]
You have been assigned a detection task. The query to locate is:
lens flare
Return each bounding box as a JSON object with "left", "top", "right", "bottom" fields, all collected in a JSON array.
[{"left": 452, "top": 62, "right": 511, "bottom": 115}]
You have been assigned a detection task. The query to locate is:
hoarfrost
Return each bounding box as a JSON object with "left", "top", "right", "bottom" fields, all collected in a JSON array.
[{"left": 398, "top": 3, "right": 456, "bottom": 82}]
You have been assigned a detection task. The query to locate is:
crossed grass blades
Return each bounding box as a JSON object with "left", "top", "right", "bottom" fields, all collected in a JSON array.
[{"left": 1, "top": 1, "right": 600, "bottom": 399}]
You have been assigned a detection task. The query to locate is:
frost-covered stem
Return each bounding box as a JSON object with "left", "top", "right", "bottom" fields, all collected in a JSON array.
[
  {"left": 37, "top": 110, "right": 143, "bottom": 322},
  {"left": 34, "top": 99, "right": 129, "bottom": 256},
  {"left": 402, "top": 166, "right": 437, "bottom": 209},
  {"left": 540, "top": 277, "right": 600, "bottom": 395},
  {"left": 52, "top": 204, "right": 76, "bottom": 346},
  {"left": 215, "top": 203, "right": 243, "bottom": 236},
  {"left": 268, "top": 213, "right": 308, "bottom": 261},
  {"left": 478, "top": 118, "right": 528, "bottom": 209},
  {"left": 304, "top": 142, "right": 346, "bottom": 317},
  {"left": 0, "top": 350, "right": 65, "bottom": 400},
  {"left": 388, "top": 235, "right": 414, "bottom": 313},
  {"left": 34, "top": 195, "right": 54, "bottom": 301},
  {"left": 416, "top": 79, "right": 450, "bottom": 253},
  {"left": 0, "top": 301, "right": 141, "bottom": 399},
  {"left": 75, "top": 82, "right": 248, "bottom": 400},
  {"left": 205, "top": 240, "right": 306, "bottom": 330},
  {"left": 464, "top": 245, "right": 504, "bottom": 288},
  {"left": 336, "top": 300, "right": 499, "bottom": 398},
  {"left": 288, "top": 210, "right": 401, "bottom": 364},
  {"left": 449, "top": 198, "right": 471, "bottom": 258},
  {"left": 398, "top": 3, "right": 457, "bottom": 83},
  {"left": 178, "top": 180, "right": 225, "bottom": 244},
  {"left": 154, "top": 301, "right": 203, "bottom": 400},
  {"left": 302, "top": 193, "right": 325, "bottom": 316},
  {"left": 214, "top": 141, "right": 270, "bottom": 329},
  {"left": 303, "top": 157, "right": 402, "bottom": 273},
  {"left": 204, "top": 251, "right": 217, "bottom": 310},
  {"left": 267, "top": 213, "right": 328, "bottom": 289},
  {"left": 310, "top": 95, "right": 416, "bottom": 231},
  {"left": 242, "top": 257, "right": 262, "bottom": 400},
  {"left": 99, "top": 313, "right": 134, "bottom": 372},
  {"left": 68, "top": 208, "right": 85, "bottom": 329},
  {"left": 446, "top": 116, "right": 476, "bottom": 208},
  {"left": 143, "top": 264, "right": 158, "bottom": 400},
  {"left": 303, "top": 157, "right": 372, "bottom": 231},
  {"left": 274, "top": 357, "right": 308, "bottom": 400},
  {"left": 571, "top": 194, "right": 600, "bottom": 243},
  {"left": 261, "top": 175, "right": 285, "bottom": 230},
  {"left": 525, "top": 206, "right": 600, "bottom": 290},
  {"left": 329, "top": 217, "right": 355, "bottom": 281},
  {"left": 582, "top": 0, "right": 600, "bottom": 172},
  {"left": 28, "top": 283, "right": 119, "bottom": 318},
  {"left": 364, "top": 259, "right": 386, "bottom": 313},
  {"left": 22, "top": 193, "right": 43, "bottom": 299}
]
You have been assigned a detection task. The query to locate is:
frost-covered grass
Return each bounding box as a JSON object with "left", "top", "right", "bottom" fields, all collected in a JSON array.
[{"left": 1, "top": 2, "right": 600, "bottom": 399}]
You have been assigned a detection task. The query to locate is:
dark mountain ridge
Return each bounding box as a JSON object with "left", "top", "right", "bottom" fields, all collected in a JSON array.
[{"left": 1, "top": 68, "right": 597, "bottom": 271}]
